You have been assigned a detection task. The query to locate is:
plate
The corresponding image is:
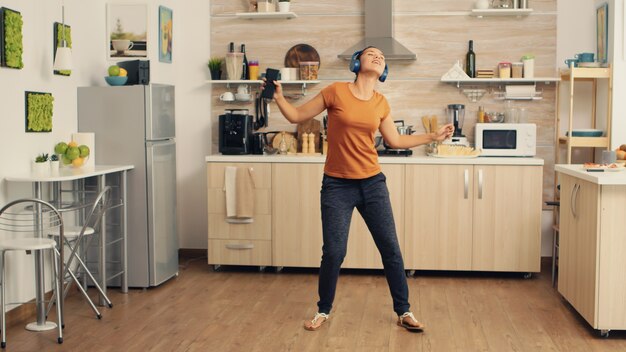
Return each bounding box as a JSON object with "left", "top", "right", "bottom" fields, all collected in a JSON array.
[
  {"left": 566, "top": 129, "right": 603, "bottom": 137},
  {"left": 284, "top": 44, "right": 321, "bottom": 69}
]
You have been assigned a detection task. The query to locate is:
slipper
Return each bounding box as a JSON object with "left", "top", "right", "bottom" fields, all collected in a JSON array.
[
  {"left": 397, "top": 312, "right": 425, "bottom": 331},
  {"left": 304, "top": 312, "right": 329, "bottom": 331}
]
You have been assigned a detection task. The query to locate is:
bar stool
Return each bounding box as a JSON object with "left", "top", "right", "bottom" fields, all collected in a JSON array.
[
  {"left": 47, "top": 186, "right": 113, "bottom": 319},
  {"left": 0, "top": 198, "right": 64, "bottom": 347}
]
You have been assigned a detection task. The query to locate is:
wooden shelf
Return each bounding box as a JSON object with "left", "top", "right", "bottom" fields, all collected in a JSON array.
[
  {"left": 558, "top": 136, "right": 609, "bottom": 148},
  {"left": 470, "top": 8, "right": 533, "bottom": 17},
  {"left": 207, "top": 80, "right": 319, "bottom": 85},
  {"left": 235, "top": 12, "right": 297, "bottom": 20},
  {"left": 560, "top": 67, "right": 611, "bottom": 80},
  {"left": 441, "top": 77, "right": 559, "bottom": 84}
]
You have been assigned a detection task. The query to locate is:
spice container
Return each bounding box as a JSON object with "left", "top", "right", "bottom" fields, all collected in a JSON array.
[
  {"left": 511, "top": 62, "right": 523, "bottom": 78},
  {"left": 248, "top": 60, "right": 259, "bottom": 80},
  {"left": 498, "top": 62, "right": 512, "bottom": 78},
  {"left": 299, "top": 61, "right": 319, "bottom": 80}
]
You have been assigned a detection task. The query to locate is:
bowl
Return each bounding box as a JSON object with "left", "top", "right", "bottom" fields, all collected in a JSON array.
[
  {"left": 104, "top": 76, "right": 128, "bottom": 86},
  {"left": 235, "top": 93, "right": 252, "bottom": 102},
  {"left": 485, "top": 112, "right": 505, "bottom": 123},
  {"left": 566, "top": 129, "right": 603, "bottom": 137}
]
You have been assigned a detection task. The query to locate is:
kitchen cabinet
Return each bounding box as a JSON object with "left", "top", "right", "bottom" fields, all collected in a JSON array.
[
  {"left": 405, "top": 164, "right": 542, "bottom": 272},
  {"left": 557, "top": 171, "right": 626, "bottom": 336},
  {"left": 207, "top": 162, "right": 272, "bottom": 267},
  {"left": 272, "top": 163, "right": 404, "bottom": 269}
]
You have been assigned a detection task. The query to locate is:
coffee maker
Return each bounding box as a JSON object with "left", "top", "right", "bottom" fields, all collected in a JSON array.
[
  {"left": 444, "top": 104, "right": 469, "bottom": 147},
  {"left": 219, "top": 109, "right": 253, "bottom": 155}
]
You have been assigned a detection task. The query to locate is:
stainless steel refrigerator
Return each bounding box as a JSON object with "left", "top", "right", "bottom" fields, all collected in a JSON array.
[{"left": 78, "top": 83, "right": 178, "bottom": 287}]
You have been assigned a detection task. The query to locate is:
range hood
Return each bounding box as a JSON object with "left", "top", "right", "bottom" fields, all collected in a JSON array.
[{"left": 338, "top": 0, "right": 416, "bottom": 61}]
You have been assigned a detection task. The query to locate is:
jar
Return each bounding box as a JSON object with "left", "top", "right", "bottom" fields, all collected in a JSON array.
[
  {"left": 511, "top": 62, "right": 523, "bottom": 78},
  {"left": 498, "top": 62, "right": 512, "bottom": 78},
  {"left": 248, "top": 60, "right": 259, "bottom": 80},
  {"left": 257, "top": 0, "right": 275, "bottom": 12},
  {"left": 299, "top": 61, "right": 319, "bottom": 80},
  {"left": 491, "top": 0, "right": 513, "bottom": 8}
]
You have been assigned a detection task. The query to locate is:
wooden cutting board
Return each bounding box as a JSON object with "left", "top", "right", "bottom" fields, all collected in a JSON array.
[{"left": 297, "top": 119, "right": 321, "bottom": 153}]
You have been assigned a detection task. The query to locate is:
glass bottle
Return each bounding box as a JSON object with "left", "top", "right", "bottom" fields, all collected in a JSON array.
[
  {"left": 278, "top": 132, "right": 288, "bottom": 154},
  {"left": 465, "top": 40, "right": 476, "bottom": 78},
  {"left": 240, "top": 44, "right": 248, "bottom": 80}
]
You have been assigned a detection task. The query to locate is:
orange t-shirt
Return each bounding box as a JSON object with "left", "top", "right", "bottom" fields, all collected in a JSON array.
[{"left": 321, "top": 82, "right": 390, "bottom": 179}]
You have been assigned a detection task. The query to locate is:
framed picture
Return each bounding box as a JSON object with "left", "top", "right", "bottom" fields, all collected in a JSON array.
[
  {"left": 25, "top": 91, "right": 54, "bottom": 133},
  {"left": 596, "top": 3, "right": 608, "bottom": 64},
  {"left": 106, "top": 4, "right": 147, "bottom": 59},
  {"left": 53, "top": 22, "right": 71, "bottom": 76},
  {"left": 158, "top": 6, "right": 172, "bottom": 63},
  {"left": 0, "top": 7, "right": 24, "bottom": 69}
]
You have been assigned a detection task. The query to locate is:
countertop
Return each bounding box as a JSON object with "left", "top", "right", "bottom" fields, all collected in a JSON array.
[
  {"left": 4, "top": 165, "right": 135, "bottom": 182},
  {"left": 556, "top": 164, "right": 626, "bottom": 185},
  {"left": 206, "top": 154, "right": 544, "bottom": 166}
]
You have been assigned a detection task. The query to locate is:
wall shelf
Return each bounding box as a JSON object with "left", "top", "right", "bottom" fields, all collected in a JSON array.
[
  {"left": 441, "top": 77, "right": 559, "bottom": 86},
  {"left": 207, "top": 80, "right": 319, "bottom": 95},
  {"left": 470, "top": 8, "right": 533, "bottom": 17},
  {"left": 235, "top": 12, "right": 297, "bottom": 20}
]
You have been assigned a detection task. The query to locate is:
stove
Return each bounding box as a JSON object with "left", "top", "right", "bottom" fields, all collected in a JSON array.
[{"left": 378, "top": 149, "right": 413, "bottom": 157}]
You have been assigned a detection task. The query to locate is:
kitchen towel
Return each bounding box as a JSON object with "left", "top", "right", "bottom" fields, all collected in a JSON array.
[
  {"left": 71, "top": 132, "right": 95, "bottom": 167},
  {"left": 224, "top": 166, "right": 255, "bottom": 223}
]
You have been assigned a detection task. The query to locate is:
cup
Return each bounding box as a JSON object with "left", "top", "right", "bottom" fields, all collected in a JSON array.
[
  {"left": 602, "top": 150, "right": 616, "bottom": 164},
  {"left": 225, "top": 53, "right": 244, "bottom": 80},
  {"left": 237, "top": 84, "right": 250, "bottom": 95},
  {"left": 111, "top": 39, "right": 134, "bottom": 53},
  {"left": 517, "top": 107, "right": 528, "bottom": 123},
  {"left": 505, "top": 108, "right": 519, "bottom": 123},
  {"left": 220, "top": 92, "right": 235, "bottom": 101},
  {"left": 280, "top": 67, "right": 292, "bottom": 81},
  {"left": 575, "top": 52, "right": 594, "bottom": 63},
  {"left": 564, "top": 58, "right": 578, "bottom": 68}
]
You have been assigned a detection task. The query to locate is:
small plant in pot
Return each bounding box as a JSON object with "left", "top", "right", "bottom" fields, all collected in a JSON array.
[
  {"left": 208, "top": 57, "right": 224, "bottom": 80},
  {"left": 50, "top": 153, "right": 60, "bottom": 170},
  {"left": 32, "top": 153, "right": 49, "bottom": 174},
  {"left": 278, "top": 0, "right": 291, "bottom": 12}
]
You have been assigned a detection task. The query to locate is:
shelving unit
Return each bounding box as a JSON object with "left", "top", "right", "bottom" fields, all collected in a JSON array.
[
  {"left": 440, "top": 77, "right": 559, "bottom": 102},
  {"left": 207, "top": 79, "right": 319, "bottom": 95},
  {"left": 556, "top": 66, "right": 612, "bottom": 164},
  {"left": 470, "top": 8, "right": 533, "bottom": 17},
  {"left": 235, "top": 12, "right": 297, "bottom": 20}
]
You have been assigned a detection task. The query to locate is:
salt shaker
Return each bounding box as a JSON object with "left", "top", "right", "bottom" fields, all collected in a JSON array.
[{"left": 302, "top": 133, "right": 309, "bottom": 153}]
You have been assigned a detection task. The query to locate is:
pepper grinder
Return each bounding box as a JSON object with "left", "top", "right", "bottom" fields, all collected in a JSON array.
[{"left": 308, "top": 133, "right": 316, "bottom": 154}]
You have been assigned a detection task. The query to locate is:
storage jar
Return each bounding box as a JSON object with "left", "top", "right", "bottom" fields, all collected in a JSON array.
[
  {"left": 511, "top": 62, "right": 523, "bottom": 78},
  {"left": 498, "top": 62, "right": 512, "bottom": 78}
]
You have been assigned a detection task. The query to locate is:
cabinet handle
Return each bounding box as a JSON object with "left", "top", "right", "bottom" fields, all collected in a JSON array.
[
  {"left": 225, "top": 243, "right": 254, "bottom": 250},
  {"left": 478, "top": 169, "right": 484, "bottom": 200},
  {"left": 571, "top": 183, "right": 580, "bottom": 218},
  {"left": 464, "top": 169, "right": 469, "bottom": 199}
]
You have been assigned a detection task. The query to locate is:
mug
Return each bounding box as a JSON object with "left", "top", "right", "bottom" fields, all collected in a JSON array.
[
  {"left": 564, "top": 59, "right": 578, "bottom": 68},
  {"left": 219, "top": 92, "right": 234, "bottom": 101},
  {"left": 237, "top": 84, "right": 249, "bottom": 95},
  {"left": 575, "top": 52, "right": 594, "bottom": 62},
  {"left": 280, "top": 67, "right": 292, "bottom": 81},
  {"left": 112, "top": 39, "right": 134, "bottom": 53}
]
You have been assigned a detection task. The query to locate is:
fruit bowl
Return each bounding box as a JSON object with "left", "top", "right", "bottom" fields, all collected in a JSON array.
[
  {"left": 104, "top": 76, "right": 128, "bottom": 86},
  {"left": 61, "top": 155, "right": 89, "bottom": 168}
]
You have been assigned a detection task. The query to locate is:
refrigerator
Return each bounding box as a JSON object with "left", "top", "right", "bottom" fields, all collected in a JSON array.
[{"left": 78, "top": 83, "right": 178, "bottom": 287}]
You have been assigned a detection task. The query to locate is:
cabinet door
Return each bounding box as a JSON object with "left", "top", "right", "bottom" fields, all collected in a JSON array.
[
  {"left": 405, "top": 165, "right": 473, "bottom": 270},
  {"left": 272, "top": 163, "right": 324, "bottom": 267},
  {"left": 343, "top": 164, "right": 405, "bottom": 269},
  {"left": 472, "top": 165, "right": 542, "bottom": 272},
  {"left": 558, "top": 174, "right": 599, "bottom": 326}
]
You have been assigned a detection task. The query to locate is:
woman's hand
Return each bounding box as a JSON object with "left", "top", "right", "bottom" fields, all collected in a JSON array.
[
  {"left": 433, "top": 124, "right": 454, "bottom": 142},
  {"left": 260, "top": 77, "right": 283, "bottom": 100}
]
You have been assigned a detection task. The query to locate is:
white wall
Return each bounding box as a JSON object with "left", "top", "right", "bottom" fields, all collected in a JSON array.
[
  {"left": 605, "top": 0, "right": 625, "bottom": 148},
  {"left": 0, "top": 0, "right": 211, "bottom": 308}
]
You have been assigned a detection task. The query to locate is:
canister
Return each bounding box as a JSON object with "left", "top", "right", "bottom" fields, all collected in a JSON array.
[
  {"left": 498, "top": 62, "right": 512, "bottom": 78},
  {"left": 511, "top": 62, "right": 523, "bottom": 78}
]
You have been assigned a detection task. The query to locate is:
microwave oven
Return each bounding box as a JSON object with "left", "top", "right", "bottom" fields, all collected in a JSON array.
[{"left": 475, "top": 123, "right": 536, "bottom": 157}]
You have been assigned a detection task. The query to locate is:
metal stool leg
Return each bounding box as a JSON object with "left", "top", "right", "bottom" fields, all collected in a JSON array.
[
  {"left": 1, "top": 251, "right": 7, "bottom": 348},
  {"left": 551, "top": 229, "right": 557, "bottom": 287},
  {"left": 52, "top": 248, "right": 63, "bottom": 344}
]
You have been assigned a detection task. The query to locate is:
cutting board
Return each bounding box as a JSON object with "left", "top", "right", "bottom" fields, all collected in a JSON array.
[{"left": 297, "top": 119, "right": 321, "bottom": 153}]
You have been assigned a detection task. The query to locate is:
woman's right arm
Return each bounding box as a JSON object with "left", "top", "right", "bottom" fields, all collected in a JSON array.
[{"left": 270, "top": 80, "right": 326, "bottom": 124}]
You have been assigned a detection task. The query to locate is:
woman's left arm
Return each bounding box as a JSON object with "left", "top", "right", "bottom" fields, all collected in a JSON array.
[{"left": 379, "top": 117, "right": 454, "bottom": 149}]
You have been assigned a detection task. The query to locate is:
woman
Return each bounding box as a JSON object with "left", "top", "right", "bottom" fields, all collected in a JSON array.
[{"left": 264, "top": 47, "right": 454, "bottom": 331}]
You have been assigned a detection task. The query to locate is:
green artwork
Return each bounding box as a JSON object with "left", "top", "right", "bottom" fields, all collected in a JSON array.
[
  {"left": 0, "top": 7, "right": 24, "bottom": 69},
  {"left": 25, "top": 92, "right": 54, "bottom": 132},
  {"left": 53, "top": 22, "right": 72, "bottom": 76}
]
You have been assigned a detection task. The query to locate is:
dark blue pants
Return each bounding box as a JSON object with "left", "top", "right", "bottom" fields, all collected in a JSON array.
[{"left": 317, "top": 172, "right": 410, "bottom": 316}]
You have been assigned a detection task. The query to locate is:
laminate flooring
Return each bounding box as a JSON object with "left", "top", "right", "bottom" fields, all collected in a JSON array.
[{"left": 4, "top": 257, "right": 626, "bottom": 352}]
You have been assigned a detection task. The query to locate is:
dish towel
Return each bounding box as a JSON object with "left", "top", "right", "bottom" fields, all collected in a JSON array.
[{"left": 224, "top": 166, "right": 256, "bottom": 223}]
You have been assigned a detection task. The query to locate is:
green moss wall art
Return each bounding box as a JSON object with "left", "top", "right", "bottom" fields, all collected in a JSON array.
[
  {"left": 0, "top": 7, "right": 24, "bottom": 69},
  {"left": 53, "top": 22, "right": 71, "bottom": 76},
  {"left": 25, "top": 92, "right": 54, "bottom": 132}
]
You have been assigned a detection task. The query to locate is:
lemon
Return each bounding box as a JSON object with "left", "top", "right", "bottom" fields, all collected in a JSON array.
[
  {"left": 72, "top": 157, "right": 84, "bottom": 167},
  {"left": 68, "top": 141, "right": 78, "bottom": 148},
  {"left": 119, "top": 68, "right": 128, "bottom": 77},
  {"left": 108, "top": 65, "right": 120, "bottom": 76}
]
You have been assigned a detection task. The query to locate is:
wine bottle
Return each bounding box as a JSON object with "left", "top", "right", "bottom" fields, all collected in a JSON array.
[
  {"left": 465, "top": 40, "right": 476, "bottom": 78},
  {"left": 228, "top": 42, "right": 234, "bottom": 53},
  {"left": 241, "top": 44, "right": 249, "bottom": 80}
]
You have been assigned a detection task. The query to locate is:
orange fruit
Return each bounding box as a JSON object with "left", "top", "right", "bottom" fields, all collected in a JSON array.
[
  {"left": 72, "top": 157, "right": 84, "bottom": 167},
  {"left": 68, "top": 141, "right": 78, "bottom": 148}
]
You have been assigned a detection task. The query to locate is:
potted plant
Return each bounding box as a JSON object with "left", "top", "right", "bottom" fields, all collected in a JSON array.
[
  {"left": 278, "top": 0, "right": 290, "bottom": 13},
  {"left": 50, "top": 153, "right": 60, "bottom": 171},
  {"left": 208, "top": 57, "right": 223, "bottom": 80},
  {"left": 32, "top": 153, "right": 49, "bottom": 174}
]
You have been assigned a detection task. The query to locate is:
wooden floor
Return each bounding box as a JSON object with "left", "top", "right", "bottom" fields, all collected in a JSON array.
[{"left": 4, "top": 257, "right": 626, "bottom": 352}]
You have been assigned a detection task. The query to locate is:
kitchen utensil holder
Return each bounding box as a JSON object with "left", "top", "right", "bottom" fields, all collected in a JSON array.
[{"left": 461, "top": 88, "right": 487, "bottom": 102}]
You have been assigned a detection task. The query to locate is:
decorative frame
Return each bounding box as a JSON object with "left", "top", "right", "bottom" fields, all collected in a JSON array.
[
  {"left": 106, "top": 4, "right": 148, "bottom": 59},
  {"left": 25, "top": 91, "right": 54, "bottom": 133},
  {"left": 596, "top": 3, "right": 608, "bottom": 64},
  {"left": 0, "top": 7, "right": 24, "bottom": 69},
  {"left": 53, "top": 22, "right": 72, "bottom": 76},
  {"left": 158, "top": 6, "right": 172, "bottom": 63}
]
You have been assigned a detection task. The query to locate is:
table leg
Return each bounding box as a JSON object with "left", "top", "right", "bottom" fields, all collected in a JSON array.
[
  {"left": 121, "top": 170, "right": 128, "bottom": 294},
  {"left": 98, "top": 175, "right": 107, "bottom": 306}
]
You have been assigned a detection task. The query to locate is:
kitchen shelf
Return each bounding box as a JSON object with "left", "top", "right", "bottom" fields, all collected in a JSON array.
[
  {"left": 441, "top": 76, "right": 558, "bottom": 102},
  {"left": 235, "top": 12, "right": 297, "bottom": 20},
  {"left": 470, "top": 8, "right": 533, "bottom": 17},
  {"left": 558, "top": 136, "right": 609, "bottom": 147},
  {"left": 207, "top": 79, "right": 320, "bottom": 95},
  {"left": 441, "top": 77, "right": 559, "bottom": 86}
]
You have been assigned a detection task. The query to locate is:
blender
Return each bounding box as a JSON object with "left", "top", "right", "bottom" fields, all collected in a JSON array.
[{"left": 444, "top": 104, "right": 469, "bottom": 147}]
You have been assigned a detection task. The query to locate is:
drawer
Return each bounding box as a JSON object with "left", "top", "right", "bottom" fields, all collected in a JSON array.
[
  {"left": 207, "top": 163, "right": 271, "bottom": 189},
  {"left": 208, "top": 239, "right": 271, "bottom": 266},
  {"left": 208, "top": 214, "right": 271, "bottom": 240},
  {"left": 207, "top": 188, "right": 271, "bottom": 215}
]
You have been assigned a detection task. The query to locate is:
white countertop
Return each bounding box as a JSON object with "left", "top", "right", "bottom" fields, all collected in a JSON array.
[
  {"left": 4, "top": 165, "right": 134, "bottom": 182},
  {"left": 206, "top": 154, "right": 544, "bottom": 166},
  {"left": 556, "top": 164, "right": 626, "bottom": 185}
]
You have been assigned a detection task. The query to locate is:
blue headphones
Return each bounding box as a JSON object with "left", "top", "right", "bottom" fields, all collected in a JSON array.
[{"left": 349, "top": 48, "right": 388, "bottom": 82}]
